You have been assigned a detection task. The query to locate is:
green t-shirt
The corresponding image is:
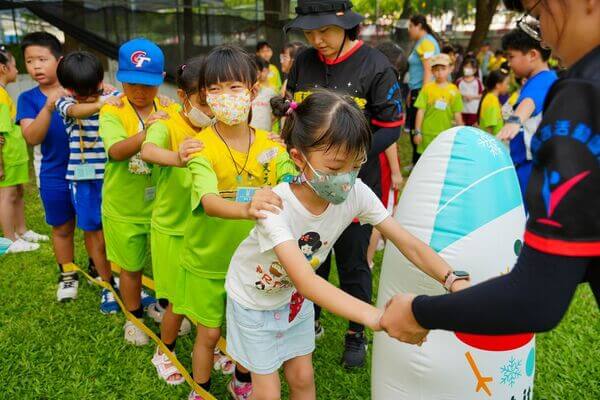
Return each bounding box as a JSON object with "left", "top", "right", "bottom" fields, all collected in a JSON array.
[
  {"left": 479, "top": 93, "right": 504, "bottom": 136},
  {"left": 144, "top": 112, "right": 198, "bottom": 235},
  {"left": 415, "top": 81, "right": 463, "bottom": 153},
  {"left": 179, "top": 126, "right": 297, "bottom": 278},
  {"left": 0, "top": 87, "right": 28, "bottom": 167}
]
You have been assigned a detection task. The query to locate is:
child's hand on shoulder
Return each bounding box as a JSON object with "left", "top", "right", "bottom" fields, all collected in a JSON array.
[
  {"left": 178, "top": 138, "right": 204, "bottom": 167},
  {"left": 45, "top": 88, "right": 68, "bottom": 112},
  {"left": 157, "top": 94, "right": 175, "bottom": 107},
  {"left": 244, "top": 187, "right": 283, "bottom": 219},
  {"left": 101, "top": 83, "right": 118, "bottom": 95},
  {"left": 146, "top": 110, "right": 169, "bottom": 127},
  {"left": 102, "top": 93, "right": 125, "bottom": 108},
  {"left": 268, "top": 131, "right": 285, "bottom": 145}
]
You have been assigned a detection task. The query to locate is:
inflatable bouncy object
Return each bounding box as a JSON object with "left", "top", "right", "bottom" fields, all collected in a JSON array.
[{"left": 373, "top": 127, "right": 535, "bottom": 399}]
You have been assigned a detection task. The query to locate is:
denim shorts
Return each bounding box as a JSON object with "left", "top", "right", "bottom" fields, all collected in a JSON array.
[{"left": 226, "top": 296, "right": 315, "bottom": 374}]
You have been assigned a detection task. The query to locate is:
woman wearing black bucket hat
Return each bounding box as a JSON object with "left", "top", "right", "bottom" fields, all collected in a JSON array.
[{"left": 284, "top": 0, "right": 404, "bottom": 369}]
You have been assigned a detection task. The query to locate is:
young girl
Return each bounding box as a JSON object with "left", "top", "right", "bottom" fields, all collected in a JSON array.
[
  {"left": 99, "top": 38, "right": 178, "bottom": 345},
  {"left": 478, "top": 69, "right": 510, "bottom": 136},
  {"left": 456, "top": 57, "right": 483, "bottom": 126},
  {"left": 224, "top": 91, "right": 469, "bottom": 400},
  {"left": 0, "top": 46, "right": 47, "bottom": 253},
  {"left": 172, "top": 45, "right": 296, "bottom": 400},
  {"left": 140, "top": 57, "right": 212, "bottom": 385}
]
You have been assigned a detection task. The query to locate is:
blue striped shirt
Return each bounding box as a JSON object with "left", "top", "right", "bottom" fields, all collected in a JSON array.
[{"left": 56, "top": 94, "right": 115, "bottom": 180}]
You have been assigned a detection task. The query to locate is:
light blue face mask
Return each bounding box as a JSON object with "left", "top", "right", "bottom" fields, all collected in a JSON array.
[{"left": 302, "top": 156, "right": 363, "bottom": 205}]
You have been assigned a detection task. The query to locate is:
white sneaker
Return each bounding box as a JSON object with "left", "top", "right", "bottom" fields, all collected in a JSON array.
[
  {"left": 57, "top": 273, "right": 79, "bottom": 302},
  {"left": 179, "top": 317, "right": 192, "bottom": 336},
  {"left": 19, "top": 230, "right": 49, "bottom": 243},
  {"left": 6, "top": 238, "right": 40, "bottom": 253},
  {"left": 146, "top": 302, "right": 165, "bottom": 324},
  {"left": 123, "top": 320, "right": 150, "bottom": 346}
]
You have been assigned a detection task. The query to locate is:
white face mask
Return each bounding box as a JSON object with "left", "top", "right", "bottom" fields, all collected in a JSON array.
[
  {"left": 463, "top": 67, "right": 475, "bottom": 77},
  {"left": 185, "top": 95, "right": 214, "bottom": 128}
]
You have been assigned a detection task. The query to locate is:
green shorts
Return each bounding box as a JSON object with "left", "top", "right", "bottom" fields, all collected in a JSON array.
[
  {"left": 172, "top": 268, "right": 226, "bottom": 329},
  {"left": 150, "top": 228, "right": 183, "bottom": 301},
  {"left": 102, "top": 216, "right": 150, "bottom": 272},
  {"left": 0, "top": 163, "right": 28, "bottom": 187}
]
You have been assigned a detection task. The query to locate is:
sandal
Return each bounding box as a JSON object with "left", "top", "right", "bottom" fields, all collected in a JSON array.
[
  {"left": 151, "top": 347, "right": 185, "bottom": 385},
  {"left": 213, "top": 347, "right": 235, "bottom": 375}
]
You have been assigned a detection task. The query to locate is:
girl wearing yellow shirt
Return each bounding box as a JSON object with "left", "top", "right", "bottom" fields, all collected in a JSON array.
[{"left": 478, "top": 69, "right": 510, "bottom": 135}]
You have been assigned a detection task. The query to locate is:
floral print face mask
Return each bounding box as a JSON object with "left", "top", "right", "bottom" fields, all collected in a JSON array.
[{"left": 206, "top": 90, "right": 251, "bottom": 126}]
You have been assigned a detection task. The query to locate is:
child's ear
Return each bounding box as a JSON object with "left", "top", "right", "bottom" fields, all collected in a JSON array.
[
  {"left": 289, "top": 148, "right": 305, "bottom": 171},
  {"left": 176, "top": 88, "right": 186, "bottom": 104}
]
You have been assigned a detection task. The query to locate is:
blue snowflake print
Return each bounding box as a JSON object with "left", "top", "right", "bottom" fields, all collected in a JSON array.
[{"left": 500, "top": 357, "right": 522, "bottom": 387}]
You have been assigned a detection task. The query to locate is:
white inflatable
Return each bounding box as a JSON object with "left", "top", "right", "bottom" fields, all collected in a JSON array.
[{"left": 373, "top": 127, "right": 535, "bottom": 400}]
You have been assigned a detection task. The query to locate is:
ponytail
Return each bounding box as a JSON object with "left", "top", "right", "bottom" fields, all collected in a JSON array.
[{"left": 410, "top": 14, "right": 441, "bottom": 47}]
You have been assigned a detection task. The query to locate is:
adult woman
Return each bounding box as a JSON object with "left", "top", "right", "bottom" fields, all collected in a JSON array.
[
  {"left": 381, "top": 0, "right": 600, "bottom": 345},
  {"left": 284, "top": 0, "right": 403, "bottom": 368},
  {"left": 406, "top": 14, "right": 440, "bottom": 164}
]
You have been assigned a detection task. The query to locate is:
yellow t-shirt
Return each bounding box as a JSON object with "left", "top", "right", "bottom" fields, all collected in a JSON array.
[
  {"left": 479, "top": 93, "right": 504, "bottom": 136},
  {"left": 266, "top": 64, "right": 282, "bottom": 93},
  {"left": 0, "top": 86, "right": 28, "bottom": 167}
]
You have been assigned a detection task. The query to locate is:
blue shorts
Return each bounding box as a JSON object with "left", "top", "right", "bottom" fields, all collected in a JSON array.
[
  {"left": 70, "top": 180, "right": 103, "bottom": 231},
  {"left": 40, "top": 185, "right": 75, "bottom": 227},
  {"left": 226, "top": 296, "right": 315, "bottom": 374}
]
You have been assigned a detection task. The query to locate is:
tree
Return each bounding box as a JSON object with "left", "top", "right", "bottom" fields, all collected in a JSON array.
[{"left": 467, "top": 0, "right": 501, "bottom": 51}]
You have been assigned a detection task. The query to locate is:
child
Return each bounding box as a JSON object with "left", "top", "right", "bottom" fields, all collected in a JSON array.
[
  {"left": 250, "top": 56, "right": 277, "bottom": 132},
  {"left": 172, "top": 45, "right": 296, "bottom": 400},
  {"left": 140, "top": 57, "right": 211, "bottom": 385},
  {"left": 456, "top": 57, "right": 483, "bottom": 126},
  {"left": 498, "top": 29, "right": 557, "bottom": 203},
  {"left": 55, "top": 51, "right": 120, "bottom": 313},
  {"left": 478, "top": 69, "right": 510, "bottom": 136},
  {"left": 414, "top": 53, "right": 463, "bottom": 158},
  {"left": 224, "top": 91, "right": 469, "bottom": 399},
  {"left": 0, "top": 46, "right": 46, "bottom": 253},
  {"left": 256, "top": 40, "right": 281, "bottom": 93},
  {"left": 16, "top": 32, "right": 83, "bottom": 301},
  {"left": 99, "top": 38, "right": 177, "bottom": 345},
  {"left": 279, "top": 42, "right": 307, "bottom": 96}
]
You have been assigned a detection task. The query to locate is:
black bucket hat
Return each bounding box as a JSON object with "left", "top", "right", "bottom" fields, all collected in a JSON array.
[{"left": 284, "top": 0, "right": 364, "bottom": 34}]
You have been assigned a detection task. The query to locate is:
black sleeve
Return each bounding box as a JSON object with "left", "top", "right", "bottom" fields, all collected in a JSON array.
[
  {"left": 367, "top": 60, "right": 403, "bottom": 127},
  {"left": 286, "top": 54, "right": 300, "bottom": 95},
  {"left": 412, "top": 245, "right": 594, "bottom": 334},
  {"left": 368, "top": 126, "right": 401, "bottom": 157}
]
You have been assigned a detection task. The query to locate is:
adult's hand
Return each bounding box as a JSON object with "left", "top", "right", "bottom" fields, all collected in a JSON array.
[{"left": 380, "top": 293, "right": 429, "bottom": 345}]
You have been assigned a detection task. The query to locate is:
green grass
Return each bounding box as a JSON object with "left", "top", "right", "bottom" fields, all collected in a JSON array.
[{"left": 1, "top": 134, "right": 598, "bottom": 399}]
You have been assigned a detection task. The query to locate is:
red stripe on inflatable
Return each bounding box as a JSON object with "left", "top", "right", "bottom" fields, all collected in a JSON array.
[
  {"left": 370, "top": 118, "right": 404, "bottom": 128},
  {"left": 525, "top": 231, "right": 600, "bottom": 257},
  {"left": 455, "top": 332, "right": 534, "bottom": 351}
]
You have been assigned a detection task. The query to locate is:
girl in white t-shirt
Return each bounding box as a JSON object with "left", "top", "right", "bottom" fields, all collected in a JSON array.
[
  {"left": 225, "top": 91, "right": 469, "bottom": 399},
  {"left": 456, "top": 57, "right": 483, "bottom": 126}
]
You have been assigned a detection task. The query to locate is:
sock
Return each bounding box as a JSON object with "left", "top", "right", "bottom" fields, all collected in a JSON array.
[
  {"left": 164, "top": 339, "right": 177, "bottom": 352},
  {"left": 234, "top": 368, "right": 251, "bottom": 383},
  {"left": 130, "top": 306, "right": 144, "bottom": 319},
  {"left": 158, "top": 298, "right": 169, "bottom": 309},
  {"left": 198, "top": 378, "right": 211, "bottom": 392},
  {"left": 109, "top": 276, "right": 117, "bottom": 289}
]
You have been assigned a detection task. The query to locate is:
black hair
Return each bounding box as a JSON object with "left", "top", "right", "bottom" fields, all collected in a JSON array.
[
  {"left": 495, "top": 49, "right": 505, "bottom": 56},
  {"left": 256, "top": 40, "right": 271, "bottom": 52},
  {"left": 282, "top": 41, "right": 307, "bottom": 60},
  {"left": 0, "top": 45, "right": 13, "bottom": 65},
  {"left": 202, "top": 45, "right": 257, "bottom": 89},
  {"left": 375, "top": 41, "right": 407, "bottom": 79},
  {"left": 20, "top": 32, "right": 62, "bottom": 59},
  {"left": 502, "top": 28, "right": 552, "bottom": 61},
  {"left": 410, "top": 15, "right": 434, "bottom": 36},
  {"left": 298, "top": 232, "right": 322, "bottom": 253},
  {"left": 442, "top": 44, "right": 455, "bottom": 54},
  {"left": 345, "top": 25, "right": 360, "bottom": 41},
  {"left": 271, "top": 90, "right": 371, "bottom": 159},
  {"left": 503, "top": 0, "right": 524, "bottom": 11},
  {"left": 253, "top": 55, "right": 269, "bottom": 71},
  {"left": 477, "top": 68, "right": 509, "bottom": 120},
  {"left": 56, "top": 51, "right": 103, "bottom": 96},
  {"left": 176, "top": 56, "right": 205, "bottom": 96}
]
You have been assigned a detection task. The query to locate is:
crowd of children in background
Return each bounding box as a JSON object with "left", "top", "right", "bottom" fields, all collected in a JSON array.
[{"left": 0, "top": 20, "right": 559, "bottom": 399}]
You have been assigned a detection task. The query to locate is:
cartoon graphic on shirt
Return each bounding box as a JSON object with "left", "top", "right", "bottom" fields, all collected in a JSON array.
[
  {"left": 254, "top": 261, "right": 292, "bottom": 292},
  {"left": 298, "top": 231, "right": 322, "bottom": 268}
]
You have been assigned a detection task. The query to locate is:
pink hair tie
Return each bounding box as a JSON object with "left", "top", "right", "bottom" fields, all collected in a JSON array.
[{"left": 286, "top": 101, "right": 298, "bottom": 115}]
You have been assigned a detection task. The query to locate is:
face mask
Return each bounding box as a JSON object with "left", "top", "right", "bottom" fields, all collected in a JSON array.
[
  {"left": 463, "top": 67, "right": 475, "bottom": 76},
  {"left": 302, "top": 157, "right": 359, "bottom": 205},
  {"left": 185, "top": 95, "right": 214, "bottom": 128},
  {"left": 206, "top": 90, "right": 251, "bottom": 126}
]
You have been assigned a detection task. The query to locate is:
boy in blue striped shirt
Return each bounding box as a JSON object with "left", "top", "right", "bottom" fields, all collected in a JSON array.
[{"left": 56, "top": 51, "right": 121, "bottom": 313}]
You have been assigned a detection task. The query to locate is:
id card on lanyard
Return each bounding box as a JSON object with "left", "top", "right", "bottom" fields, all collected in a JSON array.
[
  {"left": 131, "top": 102, "right": 157, "bottom": 199},
  {"left": 73, "top": 119, "right": 98, "bottom": 181}
]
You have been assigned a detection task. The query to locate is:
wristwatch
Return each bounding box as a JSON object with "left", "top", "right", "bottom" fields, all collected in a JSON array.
[
  {"left": 412, "top": 129, "right": 422, "bottom": 136},
  {"left": 443, "top": 270, "right": 470, "bottom": 291},
  {"left": 506, "top": 114, "right": 522, "bottom": 126}
]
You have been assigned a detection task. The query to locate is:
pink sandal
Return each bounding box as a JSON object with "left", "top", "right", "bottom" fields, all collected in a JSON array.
[{"left": 151, "top": 347, "right": 185, "bottom": 385}]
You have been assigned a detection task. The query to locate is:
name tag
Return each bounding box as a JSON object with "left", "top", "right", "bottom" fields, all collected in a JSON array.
[
  {"left": 235, "top": 187, "right": 256, "bottom": 203},
  {"left": 144, "top": 186, "right": 156, "bottom": 202},
  {"left": 434, "top": 100, "right": 448, "bottom": 111},
  {"left": 73, "top": 163, "right": 96, "bottom": 180}
]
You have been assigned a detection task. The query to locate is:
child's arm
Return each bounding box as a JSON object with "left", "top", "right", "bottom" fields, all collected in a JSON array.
[
  {"left": 201, "top": 189, "right": 282, "bottom": 220},
  {"left": 105, "top": 112, "right": 166, "bottom": 161},
  {"left": 375, "top": 216, "right": 469, "bottom": 292},
  {"left": 274, "top": 240, "right": 383, "bottom": 330},
  {"left": 454, "top": 112, "right": 464, "bottom": 126},
  {"left": 20, "top": 88, "right": 66, "bottom": 146},
  {"left": 384, "top": 143, "right": 403, "bottom": 189},
  {"left": 63, "top": 101, "right": 103, "bottom": 119},
  {"left": 497, "top": 98, "right": 535, "bottom": 141},
  {"left": 141, "top": 143, "right": 183, "bottom": 167},
  {"left": 413, "top": 108, "right": 424, "bottom": 145}
]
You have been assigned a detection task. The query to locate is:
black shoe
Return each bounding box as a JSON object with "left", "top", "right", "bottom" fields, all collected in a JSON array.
[{"left": 342, "top": 331, "right": 367, "bottom": 369}]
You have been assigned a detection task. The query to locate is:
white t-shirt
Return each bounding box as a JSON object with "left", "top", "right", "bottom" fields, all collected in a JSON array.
[
  {"left": 250, "top": 86, "right": 277, "bottom": 131},
  {"left": 225, "top": 180, "right": 389, "bottom": 310},
  {"left": 457, "top": 77, "right": 483, "bottom": 114}
]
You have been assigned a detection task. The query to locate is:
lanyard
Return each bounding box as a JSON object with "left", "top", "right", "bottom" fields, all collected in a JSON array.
[
  {"left": 77, "top": 119, "right": 100, "bottom": 164},
  {"left": 131, "top": 101, "right": 158, "bottom": 130}
]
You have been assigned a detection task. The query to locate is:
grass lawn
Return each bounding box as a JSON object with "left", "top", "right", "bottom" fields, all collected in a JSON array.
[{"left": 1, "top": 134, "right": 599, "bottom": 399}]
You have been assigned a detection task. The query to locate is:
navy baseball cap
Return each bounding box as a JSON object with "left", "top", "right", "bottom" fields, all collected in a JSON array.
[{"left": 116, "top": 38, "right": 164, "bottom": 86}]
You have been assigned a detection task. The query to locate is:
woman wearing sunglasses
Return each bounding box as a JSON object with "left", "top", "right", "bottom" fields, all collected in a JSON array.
[{"left": 380, "top": 0, "right": 600, "bottom": 344}]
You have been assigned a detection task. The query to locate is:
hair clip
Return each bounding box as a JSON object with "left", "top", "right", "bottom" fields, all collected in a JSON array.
[{"left": 286, "top": 101, "right": 298, "bottom": 115}]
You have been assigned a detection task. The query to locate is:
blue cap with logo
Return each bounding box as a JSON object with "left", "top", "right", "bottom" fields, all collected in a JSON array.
[{"left": 116, "top": 38, "right": 164, "bottom": 86}]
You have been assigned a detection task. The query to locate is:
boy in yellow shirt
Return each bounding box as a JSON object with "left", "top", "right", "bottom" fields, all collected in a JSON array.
[{"left": 413, "top": 53, "right": 463, "bottom": 158}]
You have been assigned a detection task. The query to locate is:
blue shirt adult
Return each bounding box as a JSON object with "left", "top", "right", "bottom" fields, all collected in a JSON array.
[
  {"left": 408, "top": 33, "right": 440, "bottom": 90},
  {"left": 16, "top": 86, "right": 69, "bottom": 190}
]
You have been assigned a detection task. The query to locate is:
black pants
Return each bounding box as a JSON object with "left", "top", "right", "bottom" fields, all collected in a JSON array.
[
  {"left": 405, "top": 88, "right": 421, "bottom": 165},
  {"left": 314, "top": 222, "right": 373, "bottom": 333}
]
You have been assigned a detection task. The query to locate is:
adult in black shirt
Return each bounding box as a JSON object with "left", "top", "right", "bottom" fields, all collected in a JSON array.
[
  {"left": 285, "top": 0, "right": 403, "bottom": 368},
  {"left": 380, "top": 0, "right": 600, "bottom": 345}
]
